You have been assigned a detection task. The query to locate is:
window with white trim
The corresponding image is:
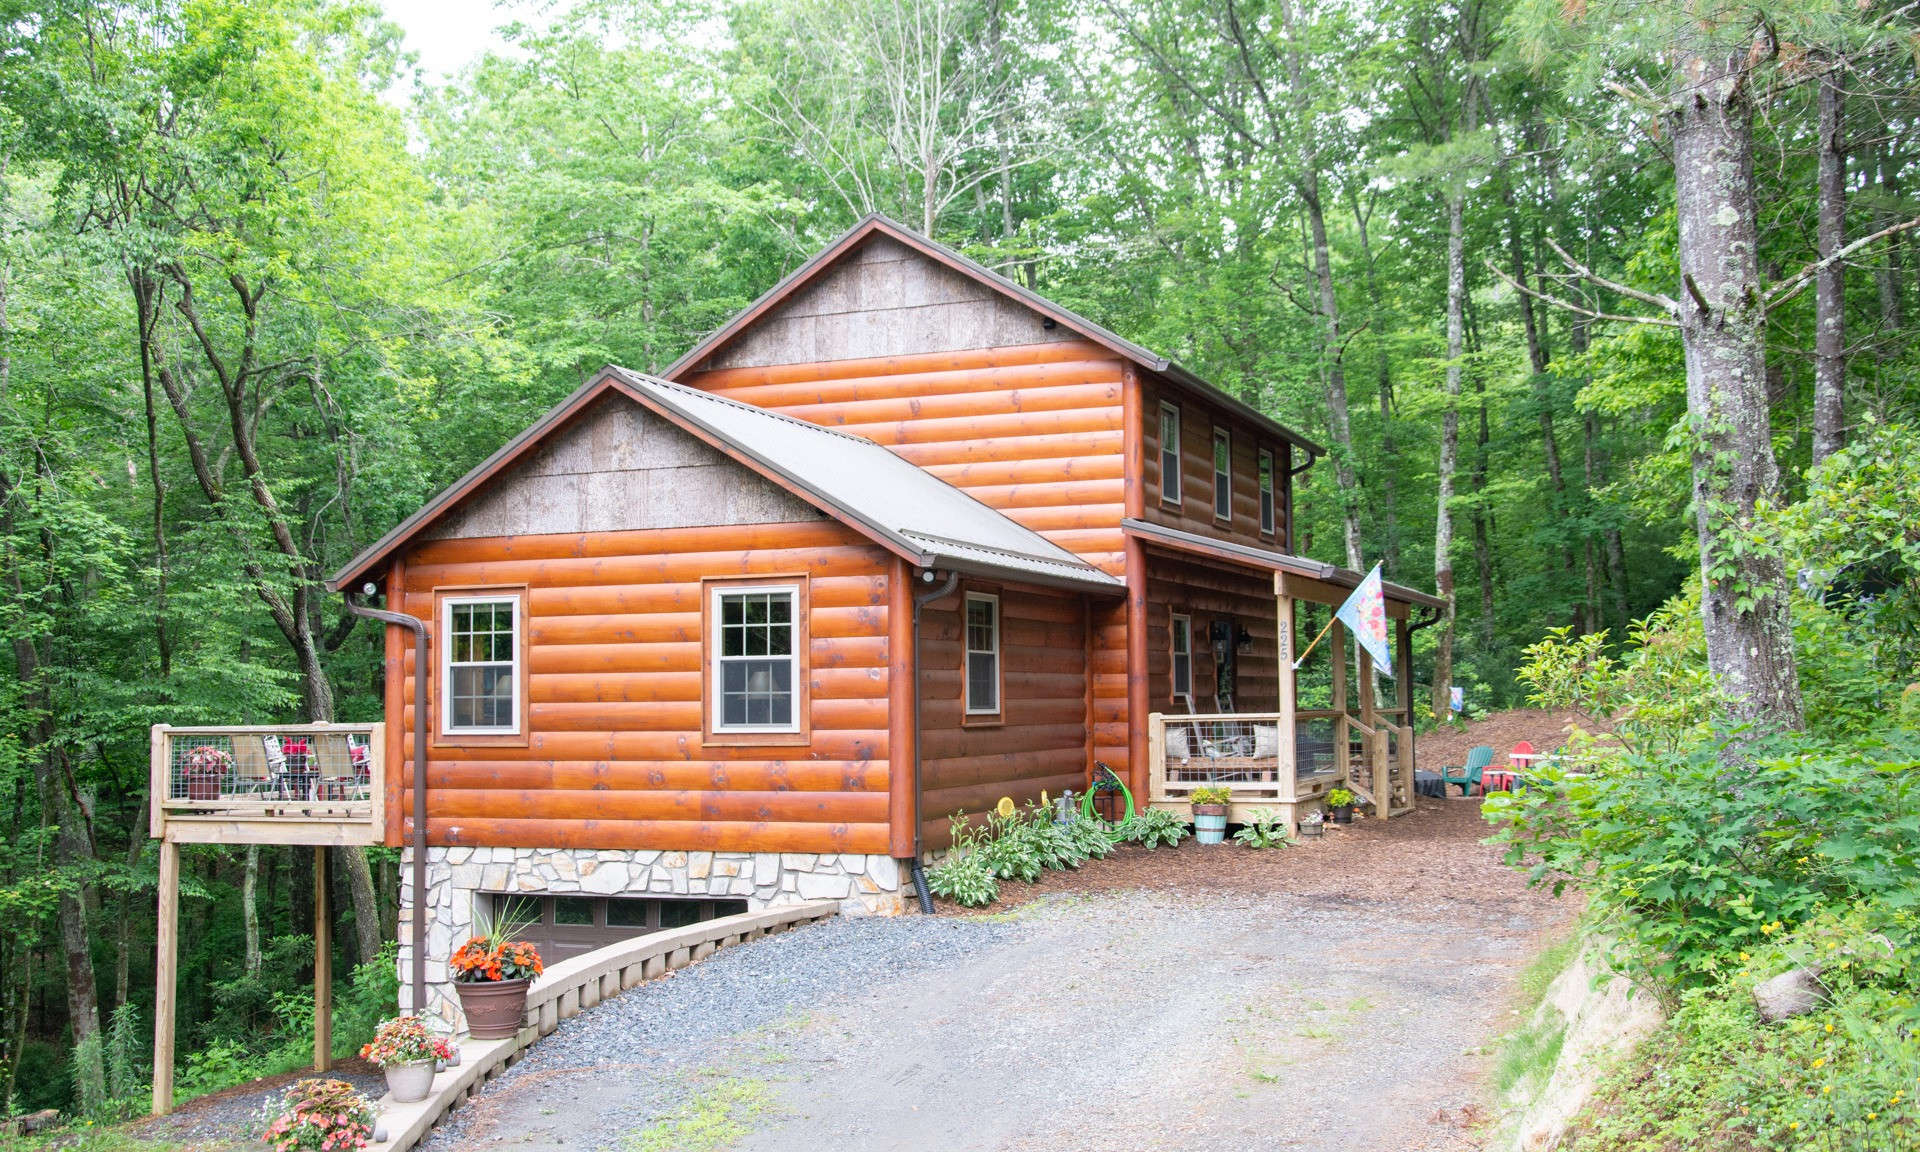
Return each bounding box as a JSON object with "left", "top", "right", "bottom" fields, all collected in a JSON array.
[
  {"left": 442, "top": 596, "right": 521, "bottom": 734},
  {"left": 964, "top": 593, "right": 1000, "bottom": 715},
  {"left": 1158, "top": 402, "right": 1182, "bottom": 506},
  {"left": 1258, "top": 448, "right": 1276, "bottom": 537},
  {"left": 712, "top": 586, "right": 799, "bottom": 731},
  {"left": 1213, "top": 427, "right": 1232, "bottom": 521},
  {"left": 1170, "top": 613, "right": 1193, "bottom": 701}
]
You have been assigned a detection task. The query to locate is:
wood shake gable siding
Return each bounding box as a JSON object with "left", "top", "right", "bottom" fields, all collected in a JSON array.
[{"left": 386, "top": 395, "right": 899, "bottom": 856}]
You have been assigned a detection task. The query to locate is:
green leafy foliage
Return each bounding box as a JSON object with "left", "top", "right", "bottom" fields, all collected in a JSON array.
[
  {"left": 1117, "top": 809, "right": 1189, "bottom": 850},
  {"left": 1232, "top": 810, "right": 1294, "bottom": 849}
]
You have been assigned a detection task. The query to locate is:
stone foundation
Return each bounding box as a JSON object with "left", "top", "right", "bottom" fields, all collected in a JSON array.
[{"left": 397, "top": 846, "right": 904, "bottom": 1026}]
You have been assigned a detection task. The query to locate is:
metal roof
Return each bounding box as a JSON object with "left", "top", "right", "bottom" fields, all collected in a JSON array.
[
  {"left": 661, "top": 214, "right": 1327, "bottom": 459},
  {"left": 330, "top": 367, "right": 1124, "bottom": 596},
  {"left": 1120, "top": 518, "right": 1446, "bottom": 610},
  {"left": 607, "top": 369, "right": 1124, "bottom": 594}
]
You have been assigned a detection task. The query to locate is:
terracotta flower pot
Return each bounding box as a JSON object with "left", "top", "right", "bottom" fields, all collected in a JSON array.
[
  {"left": 383, "top": 1060, "right": 436, "bottom": 1103},
  {"left": 456, "top": 977, "right": 531, "bottom": 1039},
  {"left": 185, "top": 774, "right": 221, "bottom": 801}
]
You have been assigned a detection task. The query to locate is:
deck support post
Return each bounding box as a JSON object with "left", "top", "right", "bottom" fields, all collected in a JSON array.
[
  {"left": 314, "top": 847, "right": 331, "bottom": 1072},
  {"left": 151, "top": 839, "right": 180, "bottom": 1117}
]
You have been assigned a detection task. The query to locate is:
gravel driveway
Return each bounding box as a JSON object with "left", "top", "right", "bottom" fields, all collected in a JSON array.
[{"left": 422, "top": 797, "right": 1566, "bottom": 1152}]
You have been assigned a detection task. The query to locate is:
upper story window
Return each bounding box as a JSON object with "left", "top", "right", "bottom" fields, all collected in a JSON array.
[
  {"left": 1158, "top": 402, "right": 1182, "bottom": 507},
  {"left": 1170, "top": 612, "right": 1193, "bottom": 702},
  {"left": 1212, "top": 427, "right": 1231, "bottom": 522},
  {"left": 441, "top": 594, "right": 522, "bottom": 736},
  {"left": 964, "top": 593, "right": 1001, "bottom": 715},
  {"left": 712, "top": 585, "right": 800, "bottom": 732},
  {"left": 1258, "top": 448, "right": 1276, "bottom": 537}
]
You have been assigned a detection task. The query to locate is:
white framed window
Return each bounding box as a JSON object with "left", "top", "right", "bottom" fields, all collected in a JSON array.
[
  {"left": 441, "top": 595, "right": 521, "bottom": 735},
  {"left": 964, "top": 592, "right": 1001, "bottom": 715},
  {"left": 1158, "top": 402, "right": 1182, "bottom": 507},
  {"left": 711, "top": 585, "right": 800, "bottom": 732},
  {"left": 1213, "top": 427, "right": 1232, "bottom": 521},
  {"left": 1170, "top": 613, "right": 1193, "bottom": 701},
  {"left": 1258, "top": 448, "right": 1276, "bottom": 537}
]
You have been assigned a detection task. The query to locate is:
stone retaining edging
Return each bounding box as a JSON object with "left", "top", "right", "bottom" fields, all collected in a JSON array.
[{"left": 364, "top": 899, "right": 841, "bottom": 1152}]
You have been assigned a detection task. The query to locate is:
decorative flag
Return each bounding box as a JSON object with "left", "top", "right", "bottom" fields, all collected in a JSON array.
[{"left": 1334, "top": 563, "right": 1393, "bottom": 678}]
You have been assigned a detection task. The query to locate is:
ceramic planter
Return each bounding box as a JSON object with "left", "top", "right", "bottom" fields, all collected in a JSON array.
[
  {"left": 1192, "top": 803, "right": 1228, "bottom": 844},
  {"left": 184, "top": 773, "right": 221, "bottom": 801},
  {"left": 456, "top": 977, "right": 531, "bottom": 1039},
  {"left": 383, "top": 1060, "right": 435, "bottom": 1103}
]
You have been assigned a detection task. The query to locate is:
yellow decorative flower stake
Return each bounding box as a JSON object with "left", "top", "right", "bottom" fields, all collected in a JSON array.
[{"left": 996, "top": 796, "right": 1016, "bottom": 818}]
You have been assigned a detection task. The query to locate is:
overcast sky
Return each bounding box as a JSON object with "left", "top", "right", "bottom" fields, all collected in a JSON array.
[{"left": 380, "top": 0, "right": 519, "bottom": 80}]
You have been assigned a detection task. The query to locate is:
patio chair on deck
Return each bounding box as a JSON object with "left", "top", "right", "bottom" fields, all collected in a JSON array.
[{"left": 1441, "top": 745, "right": 1494, "bottom": 796}]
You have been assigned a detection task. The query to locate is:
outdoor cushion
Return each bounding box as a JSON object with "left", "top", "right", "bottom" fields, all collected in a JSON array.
[
  {"left": 1166, "top": 725, "right": 1191, "bottom": 760},
  {"left": 1253, "top": 725, "right": 1280, "bottom": 758}
]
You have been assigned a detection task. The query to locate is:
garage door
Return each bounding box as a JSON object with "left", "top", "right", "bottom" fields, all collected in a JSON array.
[{"left": 485, "top": 894, "right": 749, "bottom": 964}]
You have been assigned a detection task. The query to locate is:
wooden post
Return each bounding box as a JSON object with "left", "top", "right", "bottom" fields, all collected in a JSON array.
[
  {"left": 1274, "top": 575, "right": 1297, "bottom": 805},
  {"left": 1357, "top": 644, "right": 1379, "bottom": 814},
  {"left": 151, "top": 839, "right": 180, "bottom": 1117},
  {"left": 1396, "top": 617, "right": 1416, "bottom": 797},
  {"left": 1147, "top": 711, "right": 1167, "bottom": 807},
  {"left": 1330, "top": 620, "right": 1349, "bottom": 785},
  {"left": 314, "top": 847, "right": 331, "bottom": 1072}
]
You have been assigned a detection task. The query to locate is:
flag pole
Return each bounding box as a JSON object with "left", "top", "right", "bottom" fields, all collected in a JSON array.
[{"left": 1291, "top": 612, "right": 1338, "bottom": 670}]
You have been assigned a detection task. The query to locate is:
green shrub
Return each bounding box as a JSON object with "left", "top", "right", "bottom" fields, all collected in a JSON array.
[
  {"left": 1486, "top": 733, "right": 1920, "bottom": 992},
  {"left": 1189, "top": 785, "right": 1232, "bottom": 806},
  {"left": 1565, "top": 905, "right": 1920, "bottom": 1151}
]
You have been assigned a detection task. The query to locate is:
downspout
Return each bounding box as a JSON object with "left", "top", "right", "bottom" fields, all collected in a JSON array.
[
  {"left": 344, "top": 582, "right": 430, "bottom": 1018},
  {"left": 909, "top": 567, "right": 960, "bottom": 914}
]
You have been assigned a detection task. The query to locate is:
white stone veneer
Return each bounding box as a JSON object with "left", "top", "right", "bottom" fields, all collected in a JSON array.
[{"left": 397, "top": 847, "right": 904, "bottom": 1026}]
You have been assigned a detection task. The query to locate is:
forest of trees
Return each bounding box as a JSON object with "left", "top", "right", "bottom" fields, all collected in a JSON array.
[{"left": 3, "top": 0, "right": 1916, "bottom": 1123}]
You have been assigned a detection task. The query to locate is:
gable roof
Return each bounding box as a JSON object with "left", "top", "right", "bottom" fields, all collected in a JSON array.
[
  {"left": 662, "top": 214, "right": 1326, "bottom": 458},
  {"left": 330, "top": 367, "right": 1125, "bottom": 596}
]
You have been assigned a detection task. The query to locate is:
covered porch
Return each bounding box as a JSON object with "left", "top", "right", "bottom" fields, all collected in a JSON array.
[{"left": 1125, "top": 520, "right": 1441, "bottom": 832}]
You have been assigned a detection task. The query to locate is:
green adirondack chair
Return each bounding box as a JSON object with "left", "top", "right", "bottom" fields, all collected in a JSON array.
[{"left": 1441, "top": 745, "right": 1495, "bottom": 796}]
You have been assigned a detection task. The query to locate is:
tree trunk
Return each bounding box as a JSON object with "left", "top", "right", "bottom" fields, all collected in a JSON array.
[
  {"left": 337, "top": 845, "right": 382, "bottom": 967},
  {"left": 1811, "top": 66, "right": 1846, "bottom": 464},
  {"left": 1432, "top": 180, "right": 1466, "bottom": 722},
  {"left": 1667, "top": 49, "right": 1804, "bottom": 733},
  {"left": 1350, "top": 188, "right": 1400, "bottom": 574},
  {"left": 1875, "top": 143, "right": 1905, "bottom": 342}
]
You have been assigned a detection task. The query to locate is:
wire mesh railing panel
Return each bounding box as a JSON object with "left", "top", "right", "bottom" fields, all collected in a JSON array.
[
  {"left": 165, "top": 728, "right": 376, "bottom": 807},
  {"left": 1294, "top": 714, "right": 1339, "bottom": 779}
]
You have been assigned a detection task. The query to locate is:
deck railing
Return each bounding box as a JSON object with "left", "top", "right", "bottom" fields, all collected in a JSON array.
[
  {"left": 149, "top": 723, "right": 385, "bottom": 846},
  {"left": 1146, "top": 709, "right": 1416, "bottom": 823}
]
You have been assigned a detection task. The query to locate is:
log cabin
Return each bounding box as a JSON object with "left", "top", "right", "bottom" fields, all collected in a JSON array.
[{"left": 325, "top": 215, "right": 1443, "bottom": 1025}]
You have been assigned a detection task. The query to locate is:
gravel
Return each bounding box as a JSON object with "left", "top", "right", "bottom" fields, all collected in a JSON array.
[
  {"left": 421, "top": 798, "right": 1571, "bottom": 1152},
  {"left": 129, "top": 1060, "right": 388, "bottom": 1149}
]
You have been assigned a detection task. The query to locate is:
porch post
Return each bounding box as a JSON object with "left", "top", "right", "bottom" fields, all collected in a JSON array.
[
  {"left": 1274, "top": 574, "right": 1298, "bottom": 804},
  {"left": 1330, "top": 620, "right": 1349, "bottom": 784},
  {"left": 151, "top": 838, "right": 179, "bottom": 1116},
  {"left": 314, "top": 847, "right": 331, "bottom": 1072},
  {"left": 1396, "top": 618, "right": 1415, "bottom": 810},
  {"left": 1357, "top": 644, "right": 1379, "bottom": 813}
]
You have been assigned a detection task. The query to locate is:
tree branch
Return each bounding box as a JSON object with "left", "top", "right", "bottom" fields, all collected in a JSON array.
[
  {"left": 1485, "top": 261, "right": 1679, "bottom": 328},
  {"left": 1765, "top": 215, "right": 1920, "bottom": 307},
  {"left": 1544, "top": 237, "right": 1679, "bottom": 313}
]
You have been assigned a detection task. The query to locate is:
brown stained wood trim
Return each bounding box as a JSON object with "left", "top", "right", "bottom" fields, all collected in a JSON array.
[
  {"left": 700, "top": 573, "right": 813, "bottom": 749},
  {"left": 957, "top": 581, "right": 1005, "bottom": 727},
  {"left": 384, "top": 557, "right": 407, "bottom": 848},
  {"left": 886, "top": 556, "right": 915, "bottom": 858},
  {"left": 430, "top": 584, "right": 531, "bottom": 750},
  {"left": 1122, "top": 363, "right": 1144, "bottom": 520},
  {"left": 1124, "top": 535, "right": 1150, "bottom": 801}
]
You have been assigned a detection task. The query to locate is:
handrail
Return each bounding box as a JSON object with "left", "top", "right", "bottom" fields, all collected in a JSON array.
[{"left": 1160, "top": 711, "right": 1284, "bottom": 723}]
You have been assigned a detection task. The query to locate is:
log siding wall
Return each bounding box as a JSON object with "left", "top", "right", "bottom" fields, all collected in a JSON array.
[
  {"left": 390, "top": 523, "right": 899, "bottom": 856},
  {"left": 1139, "top": 379, "right": 1296, "bottom": 553},
  {"left": 1141, "top": 552, "right": 1280, "bottom": 716},
  {"left": 915, "top": 583, "right": 1090, "bottom": 850}
]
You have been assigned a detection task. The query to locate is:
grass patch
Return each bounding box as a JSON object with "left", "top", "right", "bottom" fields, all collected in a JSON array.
[
  {"left": 628, "top": 1077, "right": 771, "bottom": 1152},
  {"left": 1516, "top": 929, "right": 1582, "bottom": 1007},
  {"left": 1494, "top": 1005, "right": 1569, "bottom": 1095}
]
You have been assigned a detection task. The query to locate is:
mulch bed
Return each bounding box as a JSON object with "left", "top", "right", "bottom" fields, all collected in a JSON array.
[
  {"left": 124, "top": 1056, "right": 386, "bottom": 1149},
  {"left": 936, "top": 708, "right": 1591, "bottom": 922}
]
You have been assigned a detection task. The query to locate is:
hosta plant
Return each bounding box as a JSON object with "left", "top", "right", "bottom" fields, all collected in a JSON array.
[{"left": 1233, "top": 809, "right": 1293, "bottom": 849}]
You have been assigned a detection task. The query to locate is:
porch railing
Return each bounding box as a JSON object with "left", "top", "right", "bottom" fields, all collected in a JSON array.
[
  {"left": 149, "top": 723, "right": 385, "bottom": 846},
  {"left": 1146, "top": 709, "right": 1416, "bottom": 821}
]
